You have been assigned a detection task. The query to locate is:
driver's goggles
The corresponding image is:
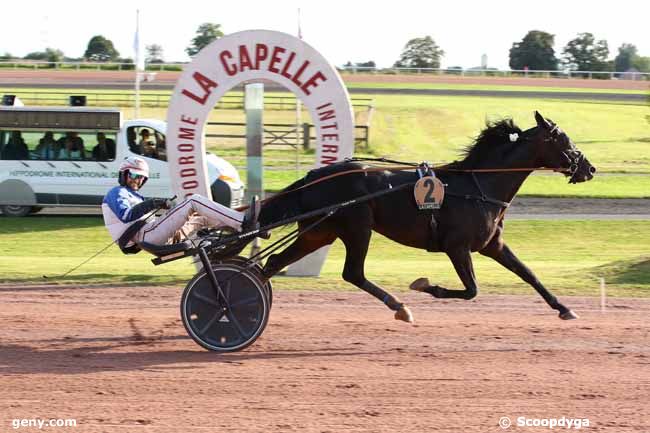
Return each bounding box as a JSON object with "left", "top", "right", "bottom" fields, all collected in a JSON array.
[{"left": 128, "top": 172, "right": 146, "bottom": 180}]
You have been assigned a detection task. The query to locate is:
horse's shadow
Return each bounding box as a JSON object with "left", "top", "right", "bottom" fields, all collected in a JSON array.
[{"left": 0, "top": 334, "right": 370, "bottom": 375}]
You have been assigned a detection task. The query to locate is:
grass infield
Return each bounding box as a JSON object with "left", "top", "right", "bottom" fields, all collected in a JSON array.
[{"left": 1, "top": 217, "right": 648, "bottom": 298}]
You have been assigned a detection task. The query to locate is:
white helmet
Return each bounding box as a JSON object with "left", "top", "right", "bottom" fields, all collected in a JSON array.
[{"left": 118, "top": 156, "right": 150, "bottom": 186}]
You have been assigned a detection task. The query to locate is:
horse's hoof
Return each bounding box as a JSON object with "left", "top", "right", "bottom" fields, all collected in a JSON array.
[
  {"left": 409, "top": 277, "right": 430, "bottom": 292},
  {"left": 394, "top": 305, "right": 414, "bottom": 323},
  {"left": 559, "top": 309, "right": 579, "bottom": 320}
]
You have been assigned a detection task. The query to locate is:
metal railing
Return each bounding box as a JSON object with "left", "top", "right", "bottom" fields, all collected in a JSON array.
[
  {"left": 0, "top": 60, "right": 648, "bottom": 80},
  {"left": 0, "top": 90, "right": 374, "bottom": 110}
]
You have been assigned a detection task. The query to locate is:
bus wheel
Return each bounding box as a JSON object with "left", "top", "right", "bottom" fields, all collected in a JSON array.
[{"left": 1, "top": 205, "right": 33, "bottom": 217}]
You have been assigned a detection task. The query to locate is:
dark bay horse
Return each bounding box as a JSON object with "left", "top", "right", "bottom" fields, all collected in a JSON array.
[{"left": 259, "top": 111, "right": 596, "bottom": 322}]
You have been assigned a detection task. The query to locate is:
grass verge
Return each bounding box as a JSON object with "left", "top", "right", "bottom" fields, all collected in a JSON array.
[{"left": 1, "top": 217, "right": 648, "bottom": 298}]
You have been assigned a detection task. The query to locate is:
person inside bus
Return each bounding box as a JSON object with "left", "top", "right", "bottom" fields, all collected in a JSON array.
[
  {"left": 58, "top": 134, "right": 86, "bottom": 160},
  {"left": 139, "top": 129, "right": 157, "bottom": 158},
  {"left": 1, "top": 131, "right": 29, "bottom": 160},
  {"left": 102, "top": 156, "right": 266, "bottom": 251},
  {"left": 92, "top": 132, "right": 116, "bottom": 161},
  {"left": 154, "top": 131, "right": 166, "bottom": 161},
  {"left": 127, "top": 127, "right": 138, "bottom": 153},
  {"left": 35, "top": 131, "right": 58, "bottom": 159}
]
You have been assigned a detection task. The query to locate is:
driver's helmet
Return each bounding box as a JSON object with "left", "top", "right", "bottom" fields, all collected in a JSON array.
[{"left": 118, "top": 156, "right": 150, "bottom": 187}]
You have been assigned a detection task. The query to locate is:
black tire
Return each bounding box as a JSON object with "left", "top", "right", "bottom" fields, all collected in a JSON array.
[
  {"left": 220, "top": 256, "right": 273, "bottom": 309},
  {"left": 180, "top": 264, "right": 269, "bottom": 352},
  {"left": 1, "top": 205, "right": 32, "bottom": 217}
]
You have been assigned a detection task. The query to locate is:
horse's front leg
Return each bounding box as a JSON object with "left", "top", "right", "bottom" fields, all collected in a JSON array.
[
  {"left": 338, "top": 220, "right": 414, "bottom": 323},
  {"left": 410, "top": 247, "right": 479, "bottom": 300},
  {"left": 479, "top": 238, "right": 578, "bottom": 320}
]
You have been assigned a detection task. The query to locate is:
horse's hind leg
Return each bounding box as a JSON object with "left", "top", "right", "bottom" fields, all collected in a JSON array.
[
  {"left": 411, "top": 247, "right": 480, "bottom": 300},
  {"left": 337, "top": 221, "right": 414, "bottom": 323}
]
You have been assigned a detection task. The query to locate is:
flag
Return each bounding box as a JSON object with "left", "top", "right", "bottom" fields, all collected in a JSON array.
[
  {"left": 133, "top": 9, "right": 145, "bottom": 72},
  {"left": 297, "top": 8, "right": 302, "bottom": 40}
]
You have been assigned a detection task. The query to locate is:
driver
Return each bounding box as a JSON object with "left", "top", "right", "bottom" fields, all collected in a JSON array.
[{"left": 102, "top": 157, "right": 261, "bottom": 253}]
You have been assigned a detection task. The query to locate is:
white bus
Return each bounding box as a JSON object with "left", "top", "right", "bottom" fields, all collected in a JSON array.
[{"left": 0, "top": 106, "right": 244, "bottom": 216}]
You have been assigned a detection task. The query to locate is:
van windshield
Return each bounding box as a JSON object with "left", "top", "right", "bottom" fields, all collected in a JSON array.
[{"left": 0, "top": 129, "right": 117, "bottom": 162}]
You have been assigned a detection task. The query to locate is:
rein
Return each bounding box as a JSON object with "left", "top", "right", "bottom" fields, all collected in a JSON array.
[{"left": 252, "top": 157, "right": 571, "bottom": 210}]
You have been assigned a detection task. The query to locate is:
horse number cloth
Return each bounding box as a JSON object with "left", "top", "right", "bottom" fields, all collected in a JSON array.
[{"left": 414, "top": 176, "right": 445, "bottom": 210}]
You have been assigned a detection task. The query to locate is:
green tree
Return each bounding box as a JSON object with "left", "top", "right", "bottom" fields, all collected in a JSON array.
[
  {"left": 632, "top": 56, "right": 650, "bottom": 73},
  {"left": 84, "top": 35, "right": 119, "bottom": 62},
  {"left": 562, "top": 33, "right": 610, "bottom": 71},
  {"left": 186, "top": 23, "right": 224, "bottom": 57},
  {"left": 614, "top": 43, "right": 637, "bottom": 72},
  {"left": 24, "top": 48, "right": 64, "bottom": 67},
  {"left": 394, "top": 36, "right": 444, "bottom": 69},
  {"left": 146, "top": 44, "right": 164, "bottom": 63},
  {"left": 509, "top": 30, "right": 558, "bottom": 70}
]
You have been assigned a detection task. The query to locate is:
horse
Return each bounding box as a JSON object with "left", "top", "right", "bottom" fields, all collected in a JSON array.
[{"left": 258, "top": 111, "right": 596, "bottom": 323}]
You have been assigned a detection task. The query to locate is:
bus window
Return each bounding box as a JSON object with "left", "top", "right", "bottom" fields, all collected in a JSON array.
[
  {"left": 91, "top": 132, "right": 116, "bottom": 161},
  {"left": 0, "top": 130, "right": 29, "bottom": 160},
  {"left": 56, "top": 132, "right": 86, "bottom": 160}
]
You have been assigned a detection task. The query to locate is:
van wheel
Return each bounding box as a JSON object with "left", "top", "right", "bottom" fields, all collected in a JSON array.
[{"left": 1, "top": 205, "right": 33, "bottom": 217}]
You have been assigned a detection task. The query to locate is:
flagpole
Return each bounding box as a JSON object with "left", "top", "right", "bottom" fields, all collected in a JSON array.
[
  {"left": 134, "top": 9, "right": 141, "bottom": 119},
  {"left": 295, "top": 7, "right": 302, "bottom": 175}
]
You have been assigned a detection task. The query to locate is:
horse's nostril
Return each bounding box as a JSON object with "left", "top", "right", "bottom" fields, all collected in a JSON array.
[{"left": 589, "top": 166, "right": 597, "bottom": 174}]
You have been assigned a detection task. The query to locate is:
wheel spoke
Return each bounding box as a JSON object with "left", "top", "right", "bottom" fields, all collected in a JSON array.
[
  {"left": 198, "top": 310, "right": 225, "bottom": 335},
  {"left": 226, "top": 311, "right": 248, "bottom": 339},
  {"left": 191, "top": 292, "right": 220, "bottom": 308},
  {"left": 229, "top": 295, "right": 260, "bottom": 309}
]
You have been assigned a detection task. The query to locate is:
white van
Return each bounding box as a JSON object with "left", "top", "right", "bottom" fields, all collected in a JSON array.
[{"left": 0, "top": 106, "right": 244, "bottom": 216}]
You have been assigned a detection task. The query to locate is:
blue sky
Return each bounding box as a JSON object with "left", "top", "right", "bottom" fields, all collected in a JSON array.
[{"left": 2, "top": 0, "right": 649, "bottom": 69}]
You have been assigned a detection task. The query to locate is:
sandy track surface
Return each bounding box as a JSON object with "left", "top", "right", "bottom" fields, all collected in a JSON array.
[{"left": 1, "top": 285, "right": 648, "bottom": 432}]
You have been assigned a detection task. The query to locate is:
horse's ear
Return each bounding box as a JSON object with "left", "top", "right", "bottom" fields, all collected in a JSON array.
[{"left": 534, "top": 111, "right": 551, "bottom": 130}]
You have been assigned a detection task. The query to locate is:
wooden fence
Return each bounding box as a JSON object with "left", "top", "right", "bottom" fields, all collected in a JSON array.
[{"left": 206, "top": 122, "right": 370, "bottom": 149}]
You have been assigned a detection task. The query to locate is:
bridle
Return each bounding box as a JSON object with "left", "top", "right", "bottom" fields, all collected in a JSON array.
[{"left": 545, "top": 124, "right": 591, "bottom": 184}]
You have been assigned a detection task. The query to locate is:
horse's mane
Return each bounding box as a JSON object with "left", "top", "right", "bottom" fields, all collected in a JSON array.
[{"left": 444, "top": 119, "right": 523, "bottom": 169}]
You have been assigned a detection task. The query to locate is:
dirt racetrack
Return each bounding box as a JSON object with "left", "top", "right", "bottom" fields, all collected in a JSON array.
[
  {"left": 1, "top": 284, "right": 648, "bottom": 432},
  {"left": 1, "top": 69, "right": 648, "bottom": 91}
]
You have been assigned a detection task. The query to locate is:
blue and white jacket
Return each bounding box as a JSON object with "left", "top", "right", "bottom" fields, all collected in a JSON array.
[{"left": 102, "top": 186, "right": 156, "bottom": 244}]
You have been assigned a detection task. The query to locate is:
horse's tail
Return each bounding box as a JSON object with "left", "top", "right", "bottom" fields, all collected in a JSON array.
[{"left": 258, "top": 177, "right": 306, "bottom": 226}]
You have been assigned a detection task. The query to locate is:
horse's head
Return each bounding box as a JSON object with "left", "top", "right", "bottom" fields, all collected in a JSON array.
[{"left": 533, "top": 111, "right": 596, "bottom": 183}]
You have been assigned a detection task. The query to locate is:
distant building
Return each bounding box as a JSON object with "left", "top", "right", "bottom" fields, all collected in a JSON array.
[{"left": 621, "top": 68, "right": 642, "bottom": 80}]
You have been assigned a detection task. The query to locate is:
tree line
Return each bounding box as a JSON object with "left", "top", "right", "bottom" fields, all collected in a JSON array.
[
  {"left": 344, "top": 31, "right": 648, "bottom": 74},
  {"left": 0, "top": 23, "right": 224, "bottom": 66},
  {"left": 1, "top": 25, "right": 648, "bottom": 74}
]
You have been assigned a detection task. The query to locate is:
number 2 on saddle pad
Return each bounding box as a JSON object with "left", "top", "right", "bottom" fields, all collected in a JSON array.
[{"left": 414, "top": 176, "right": 445, "bottom": 210}]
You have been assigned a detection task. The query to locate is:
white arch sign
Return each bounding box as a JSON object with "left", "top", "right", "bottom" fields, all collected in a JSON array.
[{"left": 166, "top": 29, "right": 355, "bottom": 200}]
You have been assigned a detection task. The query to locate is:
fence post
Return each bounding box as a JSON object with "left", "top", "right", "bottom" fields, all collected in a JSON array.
[{"left": 302, "top": 123, "right": 311, "bottom": 149}]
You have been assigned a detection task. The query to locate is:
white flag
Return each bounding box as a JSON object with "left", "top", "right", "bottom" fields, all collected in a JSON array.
[{"left": 133, "top": 10, "right": 145, "bottom": 72}]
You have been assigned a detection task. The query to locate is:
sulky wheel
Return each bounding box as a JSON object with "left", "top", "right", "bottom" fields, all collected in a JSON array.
[
  {"left": 180, "top": 263, "right": 269, "bottom": 352},
  {"left": 219, "top": 255, "right": 273, "bottom": 309}
]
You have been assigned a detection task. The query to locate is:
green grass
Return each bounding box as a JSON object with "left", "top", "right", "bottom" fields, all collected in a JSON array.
[
  {"left": 2, "top": 88, "right": 649, "bottom": 196},
  {"left": 0, "top": 217, "right": 648, "bottom": 298}
]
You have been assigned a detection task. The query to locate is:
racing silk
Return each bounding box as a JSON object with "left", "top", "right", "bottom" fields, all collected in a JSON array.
[{"left": 102, "top": 186, "right": 150, "bottom": 243}]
